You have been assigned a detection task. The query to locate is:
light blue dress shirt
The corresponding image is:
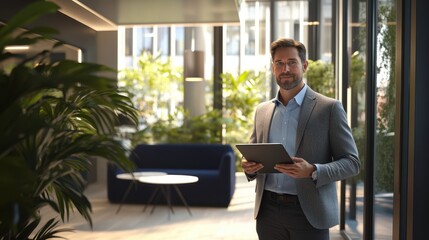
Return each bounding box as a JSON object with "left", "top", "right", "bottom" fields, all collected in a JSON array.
[{"left": 264, "top": 84, "right": 307, "bottom": 195}]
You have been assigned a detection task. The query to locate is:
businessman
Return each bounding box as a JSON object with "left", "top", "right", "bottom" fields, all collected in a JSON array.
[{"left": 241, "top": 38, "right": 360, "bottom": 240}]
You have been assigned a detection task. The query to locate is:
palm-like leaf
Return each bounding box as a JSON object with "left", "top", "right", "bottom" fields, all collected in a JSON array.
[{"left": 33, "top": 218, "right": 73, "bottom": 240}]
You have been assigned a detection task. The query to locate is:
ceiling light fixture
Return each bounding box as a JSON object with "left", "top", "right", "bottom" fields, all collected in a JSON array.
[{"left": 5, "top": 45, "right": 30, "bottom": 51}]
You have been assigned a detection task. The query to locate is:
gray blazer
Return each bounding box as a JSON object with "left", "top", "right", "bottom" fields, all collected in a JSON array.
[{"left": 248, "top": 86, "right": 360, "bottom": 229}]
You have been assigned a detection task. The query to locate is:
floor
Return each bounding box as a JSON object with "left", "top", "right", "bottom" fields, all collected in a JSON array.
[{"left": 38, "top": 173, "right": 344, "bottom": 240}]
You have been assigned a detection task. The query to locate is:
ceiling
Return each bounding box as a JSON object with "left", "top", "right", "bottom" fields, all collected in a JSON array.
[{"left": 49, "top": 0, "right": 240, "bottom": 31}]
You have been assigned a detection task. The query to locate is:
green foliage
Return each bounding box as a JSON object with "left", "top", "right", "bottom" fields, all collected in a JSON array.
[
  {"left": 0, "top": 2, "right": 139, "bottom": 239},
  {"left": 149, "top": 108, "right": 224, "bottom": 144},
  {"left": 143, "top": 69, "right": 267, "bottom": 146},
  {"left": 221, "top": 71, "right": 266, "bottom": 143},
  {"left": 375, "top": 2, "right": 396, "bottom": 193},
  {"left": 305, "top": 60, "right": 335, "bottom": 98},
  {"left": 119, "top": 51, "right": 182, "bottom": 125},
  {"left": 350, "top": 52, "right": 366, "bottom": 90},
  {"left": 119, "top": 51, "right": 221, "bottom": 145}
]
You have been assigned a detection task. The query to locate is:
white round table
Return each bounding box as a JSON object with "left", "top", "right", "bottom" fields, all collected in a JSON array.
[
  {"left": 139, "top": 174, "right": 199, "bottom": 218},
  {"left": 116, "top": 171, "right": 167, "bottom": 180},
  {"left": 115, "top": 171, "right": 167, "bottom": 213}
]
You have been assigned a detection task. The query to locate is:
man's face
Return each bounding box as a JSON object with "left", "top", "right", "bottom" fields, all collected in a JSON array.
[{"left": 272, "top": 47, "right": 308, "bottom": 90}]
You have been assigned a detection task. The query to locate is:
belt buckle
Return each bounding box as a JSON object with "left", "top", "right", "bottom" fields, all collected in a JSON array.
[
  {"left": 273, "top": 192, "right": 297, "bottom": 204},
  {"left": 277, "top": 194, "right": 288, "bottom": 202}
]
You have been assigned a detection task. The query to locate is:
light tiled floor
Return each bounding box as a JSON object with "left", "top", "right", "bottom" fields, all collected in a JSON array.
[{"left": 39, "top": 173, "right": 343, "bottom": 240}]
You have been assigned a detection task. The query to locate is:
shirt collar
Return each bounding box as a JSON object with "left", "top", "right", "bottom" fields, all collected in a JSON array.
[{"left": 273, "top": 83, "right": 307, "bottom": 106}]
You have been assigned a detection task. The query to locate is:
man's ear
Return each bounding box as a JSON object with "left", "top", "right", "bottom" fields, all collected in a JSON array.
[{"left": 302, "top": 60, "right": 309, "bottom": 72}]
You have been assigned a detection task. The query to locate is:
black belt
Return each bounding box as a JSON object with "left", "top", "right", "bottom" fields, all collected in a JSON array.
[{"left": 263, "top": 190, "right": 299, "bottom": 205}]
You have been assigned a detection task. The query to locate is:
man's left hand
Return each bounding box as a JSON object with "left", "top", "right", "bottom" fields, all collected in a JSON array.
[{"left": 274, "top": 157, "right": 315, "bottom": 178}]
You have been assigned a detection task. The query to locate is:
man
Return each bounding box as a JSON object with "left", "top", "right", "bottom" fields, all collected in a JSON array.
[{"left": 241, "top": 38, "right": 360, "bottom": 240}]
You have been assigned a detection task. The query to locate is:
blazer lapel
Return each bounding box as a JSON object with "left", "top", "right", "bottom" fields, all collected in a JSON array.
[
  {"left": 262, "top": 101, "right": 276, "bottom": 143},
  {"left": 296, "top": 88, "right": 317, "bottom": 150}
]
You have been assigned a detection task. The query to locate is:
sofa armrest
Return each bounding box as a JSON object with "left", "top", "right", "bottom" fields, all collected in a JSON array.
[
  {"left": 218, "top": 151, "right": 236, "bottom": 196},
  {"left": 218, "top": 151, "right": 235, "bottom": 171}
]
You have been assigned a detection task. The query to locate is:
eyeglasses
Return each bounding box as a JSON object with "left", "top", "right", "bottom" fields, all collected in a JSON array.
[{"left": 273, "top": 60, "right": 299, "bottom": 69}]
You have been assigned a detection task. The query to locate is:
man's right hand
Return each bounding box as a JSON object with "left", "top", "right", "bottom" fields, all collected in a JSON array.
[{"left": 241, "top": 159, "right": 264, "bottom": 174}]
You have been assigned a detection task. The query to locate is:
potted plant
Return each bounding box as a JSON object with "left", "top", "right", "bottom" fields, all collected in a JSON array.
[{"left": 0, "top": 1, "right": 138, "bottom": 239}]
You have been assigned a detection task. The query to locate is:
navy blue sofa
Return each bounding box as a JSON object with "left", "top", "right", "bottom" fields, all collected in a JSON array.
[{"left": 107, "top": 144, "right": 236, "bottom": 207}]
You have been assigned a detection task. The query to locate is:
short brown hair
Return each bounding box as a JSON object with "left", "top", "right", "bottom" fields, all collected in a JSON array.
[{"left": 270, "top": 38, "right": 307, "bottom": 62}]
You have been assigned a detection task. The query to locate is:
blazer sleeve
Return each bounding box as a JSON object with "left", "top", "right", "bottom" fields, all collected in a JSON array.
[{"left": 316, "top": 100, "right": 360, "bottom": 187}]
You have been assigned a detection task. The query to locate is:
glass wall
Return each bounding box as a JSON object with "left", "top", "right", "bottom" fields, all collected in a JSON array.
[{"left": 342, "top": 0, "right": 396, "bottom": 238}]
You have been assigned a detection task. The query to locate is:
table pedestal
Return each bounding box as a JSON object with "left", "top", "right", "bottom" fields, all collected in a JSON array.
[{"left": 139, "top": 175, "right": 199, "bottom": 219}]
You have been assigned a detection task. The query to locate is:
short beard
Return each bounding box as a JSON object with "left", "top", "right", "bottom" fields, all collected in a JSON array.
[{"left": 277, "top": 75, "right": 303, "bottom": 90}]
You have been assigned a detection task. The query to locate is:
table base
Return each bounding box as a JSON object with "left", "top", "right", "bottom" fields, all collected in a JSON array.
[{"left": 143, "top": 184, "right": 193, "bottom": 219}]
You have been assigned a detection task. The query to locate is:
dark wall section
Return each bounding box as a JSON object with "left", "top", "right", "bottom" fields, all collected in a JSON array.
[
  {"left": 0, "top": 1, "right": 98, "bottom": 63},
  {"left": 411, "top": 0, "right": 429, "bottom": 239}
]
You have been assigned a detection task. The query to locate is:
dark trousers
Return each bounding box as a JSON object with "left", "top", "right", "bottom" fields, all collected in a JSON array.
[{"left": 256, "top": 190, "right": 329, "bottom": 240}]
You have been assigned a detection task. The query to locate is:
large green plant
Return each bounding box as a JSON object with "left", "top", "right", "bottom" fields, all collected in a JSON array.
[{"left": 0, "top": 1, "right": 138, "bottom": 239}]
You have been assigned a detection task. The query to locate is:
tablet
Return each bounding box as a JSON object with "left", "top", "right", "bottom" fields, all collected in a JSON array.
[{"left": 235, "top": 143, "right": 294, "bottom": 173}]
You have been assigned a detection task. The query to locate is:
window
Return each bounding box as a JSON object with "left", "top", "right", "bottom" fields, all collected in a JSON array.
[{"left": 157, "top": 27, "right": 170, "bottom": 56}]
